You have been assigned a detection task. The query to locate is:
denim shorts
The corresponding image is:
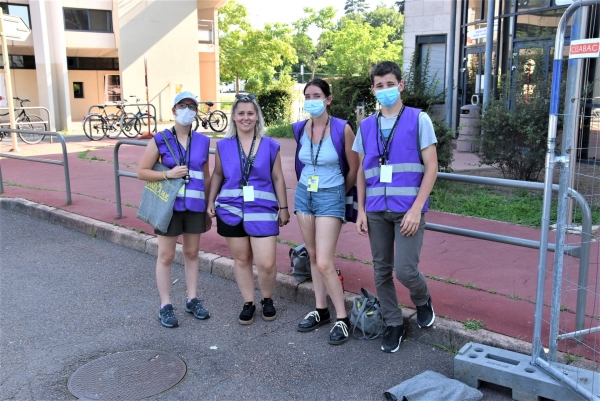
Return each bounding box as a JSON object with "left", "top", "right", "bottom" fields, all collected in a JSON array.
[{"left": 294, "top": 183, "right": 346, "bottom": 223}]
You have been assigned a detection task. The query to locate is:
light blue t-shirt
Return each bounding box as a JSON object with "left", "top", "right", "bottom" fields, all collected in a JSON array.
[
  {"left": 298, "top": 131, "right": 344, "bottom": 188},
  {"left": 352, "top": 112, "right": 437, "bottom": 154}
]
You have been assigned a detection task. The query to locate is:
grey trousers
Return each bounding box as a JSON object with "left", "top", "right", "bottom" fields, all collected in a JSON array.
[{"left": 366, "top": 211, "right": 431, "bottom": 326}]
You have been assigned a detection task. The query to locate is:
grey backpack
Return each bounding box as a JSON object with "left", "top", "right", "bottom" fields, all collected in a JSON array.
[
  {"left": 350, "top": 287, "right": 386, "bottom": 339},
  {"left": 289, "top": 244, "right": 311, "bottom": 283}
]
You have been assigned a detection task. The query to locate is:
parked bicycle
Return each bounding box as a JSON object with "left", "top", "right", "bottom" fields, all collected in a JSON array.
[
  {"left": 193, "top": 101, "right": 228, "bottom": 132},
  {"left": 0, "top": 97, "right": 47, "bottom": 144},
  {"left": 82, "top": 103, "right": 120, "bottom": 141},
  {"left": 120, "top": 96, "right": 157, "bottom": 136}
]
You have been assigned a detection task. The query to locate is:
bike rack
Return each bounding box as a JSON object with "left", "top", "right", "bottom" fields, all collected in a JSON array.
[
  {"left": 113, "top": 139, "right": 215, "bottom": 218},
  {"left": 0, "top": 106, "right": 53, "bottom": 140},
  {"left": 0, "top": 129, "right": 71, "bottom": 204},
  {"left": 87, "top": 103, "right": 157, "bottom": 118}
]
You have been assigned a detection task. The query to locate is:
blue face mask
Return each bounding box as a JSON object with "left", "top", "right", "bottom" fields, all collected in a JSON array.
[
  {"left": 375, "top": 86, "right": 400, "bottom": 107},
  {"left": 303, "top": 99, "right": 326, "bottom": 117}
]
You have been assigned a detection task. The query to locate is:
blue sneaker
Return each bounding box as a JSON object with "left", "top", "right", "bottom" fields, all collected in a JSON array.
[
  {"left": 158, "top": 304, "right": 178, "bottom": 328},
  {"left": 185, "top": 298, "right": 210, "bottom": 320}
]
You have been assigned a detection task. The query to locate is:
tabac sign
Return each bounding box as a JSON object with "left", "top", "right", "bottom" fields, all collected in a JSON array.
[{"left": 569, "top": 39, "right": 600, "bottom": 59}]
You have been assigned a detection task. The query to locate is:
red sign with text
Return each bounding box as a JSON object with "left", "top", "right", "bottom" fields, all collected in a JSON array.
[{"left": 570, "top": 39, "right": 600, "bottom": 59}]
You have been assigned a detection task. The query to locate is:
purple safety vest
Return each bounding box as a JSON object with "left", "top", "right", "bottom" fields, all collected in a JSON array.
[
  {"left": 292, "top": 116, "right": 358, "bottom": 222},
  {"left": 155, "top": 129, "right": 209, "bottom": 213},
  {"left": 215, "top": 136, "right": 280, "bottom": 236},
  {"left": 360, "top": 106, "right": 428, "bottom": 213}
]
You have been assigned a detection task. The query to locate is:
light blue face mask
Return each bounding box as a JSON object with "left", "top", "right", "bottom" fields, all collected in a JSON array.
[
  {"left": 303, "top": 99, "right": 326, "bottom": 117},
  {"left": 375, "top": 86, "right": 400, "bottom": 107}
]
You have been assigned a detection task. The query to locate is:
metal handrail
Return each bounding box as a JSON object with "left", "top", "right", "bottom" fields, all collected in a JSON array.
[
  {"left": 0, "top": 129, "right": 71, "bottom": 204},
  {"left": 113, "top": 139, "right": 215, "bottom": 218},
  {"left": 87, "top": 103, "right": 157, "bottom": 118}
]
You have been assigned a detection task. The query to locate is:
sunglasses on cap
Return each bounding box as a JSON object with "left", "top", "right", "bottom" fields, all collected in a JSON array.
[{"left": 235, "top": 94, "right": 256, "bottom": 101}]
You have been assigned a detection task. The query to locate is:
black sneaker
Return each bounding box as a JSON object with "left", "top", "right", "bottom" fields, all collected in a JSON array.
[
  {"left": 328, "top": 321, "right": 349, "bottom": 345},
  {"left": 261, "top": 298, "right": 276, "bottom": 321},
  {"left": 158, "top": 304, "right": 178, "bottom": 328},
  {"left": 381, "top": 325, "right": 405, "bottom": 353},
  {"left": 417, "top": 297, "right": 435, "bottom": 328},
  {"left": 239, "top": 302, "right": 255, "bottom": 325},
  {"left": 298, "top": 310, "right": 331, "bottom": 332},
  {"left": 185, "top": 298, "right": 210, "bottom": 320}
]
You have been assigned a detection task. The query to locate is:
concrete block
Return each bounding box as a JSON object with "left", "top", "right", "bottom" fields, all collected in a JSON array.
[
  {"left": 212, "top": 257, "right": 235, "bottom": 281},
  {"left": 296, "top": 280, "right": 315, "bottom": 307},
  {"left": 94, "top": 224, "right": 150, "bottom": 253},
  {"left": 454, "top": 342, "right": 599, "bottom": 401},
  {"left": 199, "top": 252, "right": 220, "bottom": 274},
  {"left": 273, "top": 272, "right": 298, "bottom": 302},
  {"left": 145, "top": 237, "right": 159, "bottom": 258}
]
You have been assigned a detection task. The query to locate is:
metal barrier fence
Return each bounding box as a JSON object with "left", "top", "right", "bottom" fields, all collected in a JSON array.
[
  {"left": 0, "top": 128, "right": 71, "bottom": 204},
  {"left": 87, "top": 103, "right": 157, "bottom": 119},
  {"left": 0, "top": 105, "right": 53, "bottom": 140},
  {"left": 113, "top": 140, "right": 215, "bottom": 218}
]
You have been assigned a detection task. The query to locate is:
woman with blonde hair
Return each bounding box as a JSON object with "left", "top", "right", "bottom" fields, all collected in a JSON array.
[{"left": 207, "top": 94, "right": 289, "bottom": 324}]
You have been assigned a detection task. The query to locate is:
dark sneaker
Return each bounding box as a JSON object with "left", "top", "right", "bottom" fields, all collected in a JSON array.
[
  {"left": 381, "top": 325, "right": 405, "bottom": 353},
  {"left": 328, "top": 321, "right": 349, "bottom": 345},
  {"left": 158, "top": 304, "right": 178, "bottom": 328},
  {"left": 417, "top": 297, "right": 435, "bottom": 328},
  {"left": 298, "top": 310, "right": 331, "bottom": 332},
  {"left": 239, "top": 302, "right": 255, "bottom": 325},
  {"left": 185, "top": 298, "right": 210, "bottom": 320},
  {"left": 261, "top": 298, "right": 276, "bottom": 321}
]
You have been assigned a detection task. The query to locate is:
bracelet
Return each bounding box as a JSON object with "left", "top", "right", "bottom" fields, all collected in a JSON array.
[
  {"left": 163, "top": 171, "right": 168, "bottom": 180},
  {"left": 279, "top": 207, "right": 288, "bottom": 209}
]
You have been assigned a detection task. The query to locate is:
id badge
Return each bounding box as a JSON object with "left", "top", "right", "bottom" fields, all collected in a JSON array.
[
  {"left": 307, "top": 175, "right": 319, "bottom": 192},
  {"left": 380, "top": 165, "right": 393, "bottom": 183},
  {"left": 243, "top": 185, "right": 255, "bottom": 202},
  {"left": 178, "top": 183, "right": 186, "bottom": 196}
]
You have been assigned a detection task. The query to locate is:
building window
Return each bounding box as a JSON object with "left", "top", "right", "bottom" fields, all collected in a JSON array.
[
  {"left": 73, "top": 82, "right": 84, "bottom": 98},
  {"left": 104, "top": 75, "right": 121, "bottom": 102},
  {"left": 0, "top": 55, "right": 36, "bottom": 69},
  {"left": 64, "top": 8, "right": 112, "bottom": 33},
  {"left": 0, "top": 3, "right": 30, "bottom": 28},
  {"left": 417, "top": 35, "right": 447, "bottom": 99},
  {"left": 67, "top": 57, "right": 119, "bottom": 71}
]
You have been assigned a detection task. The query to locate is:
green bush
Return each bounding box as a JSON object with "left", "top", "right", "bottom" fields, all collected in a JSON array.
[
  {"left": 432, "top": 119, "right": 455, "bottom": 172},
  {"left": 266, "top": 122, "right": 293, "bottom": 138},
  {"left": 257, "top": 89, "right": 293, "bottom": 126},
  {"left": 330, "top": 75, "right": 377, "bottom": 132}
]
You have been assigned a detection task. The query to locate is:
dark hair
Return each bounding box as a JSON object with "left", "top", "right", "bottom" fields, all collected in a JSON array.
[
  {"left": 304, "top": 78, "right": 331, "bottom": 98},
  {"left": 370, "top": 61, "right": 402, "bottom": 85}
]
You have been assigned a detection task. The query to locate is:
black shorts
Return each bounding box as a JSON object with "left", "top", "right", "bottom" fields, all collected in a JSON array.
[
  {"left": 216, "top": 216, "right": 267, "bottom": 238},
  {"left": 155, "top": 211, "right": 207, "bottom": 237}
]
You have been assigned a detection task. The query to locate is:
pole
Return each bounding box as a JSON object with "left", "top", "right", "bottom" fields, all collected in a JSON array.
[
  {"left": 445, "top": 0, "right": 457, "bottom": 129},
  {"left": 145, "top": 58, "right": 151, "bottom": 137},
  {"left": 482, "top": 0, "right": 495, "bottom": 108},
  {"left": 0, "top": 12, "right": 19, "bottom": 152}
]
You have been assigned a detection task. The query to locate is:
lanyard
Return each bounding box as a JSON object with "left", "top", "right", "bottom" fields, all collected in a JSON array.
[
  {"left": 237, "top": 133, "right": 257, "bottom": 187},
  {"left": 376, "top": 106, "right": 404, "bottom": 164},
  {"left": 170, "top": 126, "right": 192, "bottom": 166},
  {"left": 309, "top": 116, "right": 330, "bottom": 172}
]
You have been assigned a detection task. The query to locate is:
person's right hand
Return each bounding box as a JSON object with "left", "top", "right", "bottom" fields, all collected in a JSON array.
[
  {"left": 206, "top": 203, "right": 216, "bottom": 218},
  {"left": 168, "top": 165, "right": 188, "bottom": 179},
  {"left": 356, "top": 212, "right": 368, "bottom": 236}
]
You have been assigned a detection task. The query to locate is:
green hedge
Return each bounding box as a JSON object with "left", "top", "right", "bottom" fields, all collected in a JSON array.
[
  {"left": 330, "top": 76, "right": 377, "bottom": 133},
  {"left": 257, "top": 89, "right": 292, "bottom": 126}
]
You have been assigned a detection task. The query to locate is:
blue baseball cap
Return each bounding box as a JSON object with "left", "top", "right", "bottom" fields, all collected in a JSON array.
[{"left": 173, "top": 91, "right": 199, "bottom": 106}]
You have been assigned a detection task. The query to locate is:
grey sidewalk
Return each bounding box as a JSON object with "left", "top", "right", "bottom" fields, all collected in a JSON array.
[{"left": 0, "top": 209, "right": 513, "bottom": 400}]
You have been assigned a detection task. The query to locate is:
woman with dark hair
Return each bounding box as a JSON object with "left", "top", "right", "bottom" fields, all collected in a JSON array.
[
  {"left": 292, "top": 79, "right": 358, "bottom": 345},
  {"left": 207, "top": 94, "right": 289, "bottom": 325}
]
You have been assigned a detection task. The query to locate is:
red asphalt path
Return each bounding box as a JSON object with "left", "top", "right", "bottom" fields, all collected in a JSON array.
[{"left": 1, "top": 134, "right": 599, "bottom": 356}]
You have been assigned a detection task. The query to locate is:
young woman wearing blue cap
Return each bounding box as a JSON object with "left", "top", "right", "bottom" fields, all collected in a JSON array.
[{"left": 137, "top": 91, "right": 212, "bottom": 328}]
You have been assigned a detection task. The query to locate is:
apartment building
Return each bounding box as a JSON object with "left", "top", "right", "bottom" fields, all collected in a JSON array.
[
  {"left": 404, "top": 0, "right": 600, "bottom": 157},
  {"left": 0, "top": 0, "right": 226, "bottom": 130}
]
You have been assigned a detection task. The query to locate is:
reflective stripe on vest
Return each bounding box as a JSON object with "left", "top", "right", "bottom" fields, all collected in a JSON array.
[
  {"left": 360, "top": 107, "right": 428, "bottom": 213},
  {"left": 215, "top": 137, "right": 280, "bottom": 236}
]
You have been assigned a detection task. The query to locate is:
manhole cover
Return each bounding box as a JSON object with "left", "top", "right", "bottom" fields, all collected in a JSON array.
[{"left": 67, "top": 350, "right": 186, "bottom": 400}]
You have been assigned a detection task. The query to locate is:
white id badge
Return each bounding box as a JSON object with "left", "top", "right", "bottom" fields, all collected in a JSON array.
[
  {"left": 178, "top": 184, "right": 185, "bottom": 196},
  {"left": 380, "top": 165, "right": 393, "bottom": 183},
  {"left": 243, "top": 185, "right": 255, "bottom": 202},
  {"left": 307, "top": 175, "right": 319, "bottom": 192}
]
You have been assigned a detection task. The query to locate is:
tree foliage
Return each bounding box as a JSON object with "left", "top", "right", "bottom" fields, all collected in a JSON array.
[
  {"left": 291, "top": 7, "right": 335, "bottom": 80},
  {"left": 218, "top": 0, "right": 297, "bottom": 92},
  {"left": 344, "top": 0, "right": 369, "bottom": 14}
]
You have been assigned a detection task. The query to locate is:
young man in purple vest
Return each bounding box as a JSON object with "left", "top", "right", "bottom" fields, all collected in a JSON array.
[{"left": 353, "top": 61, "right": 438, "bottom": 353}]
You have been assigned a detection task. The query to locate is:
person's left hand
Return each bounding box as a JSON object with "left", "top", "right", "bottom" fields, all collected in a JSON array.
[
  {"left": 400, "top": 208, "right": 421, "bottom": 237},
  {"left": 278, "top": 209, "right": 290, "bottom": 227}
]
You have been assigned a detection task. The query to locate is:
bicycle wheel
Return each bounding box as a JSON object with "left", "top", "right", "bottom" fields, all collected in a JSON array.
[
  {"left": 193, "top": 115, "right": 200, "bottom": 131},
  {"left": 134, "top": 114, "right": 157, "bottom": 134},
  {"left": 105, "top": 113, "right": 121, "bottom": 139},
  {"left": 120, "top": 112, "right": 138, "bottom": 138},
  {"left": 83, "top": 115, "right": 106, "bottom": 141},
  {"left": 17, "top": 114, "right": 47, "bottom": 144},
  {"left": 208, "top": 110, "right": 228, "bottom": 132}
]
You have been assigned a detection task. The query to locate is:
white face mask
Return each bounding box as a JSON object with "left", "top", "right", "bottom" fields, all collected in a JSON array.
[{"left": 175, "top": 108, "right": 196, "bottom": 126}]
